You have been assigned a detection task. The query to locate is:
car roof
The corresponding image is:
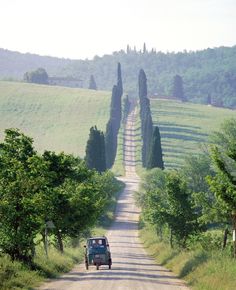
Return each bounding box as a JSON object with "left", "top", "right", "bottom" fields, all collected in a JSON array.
[{"left": 88, "top": 236, "right": 107, "bottom": 240}]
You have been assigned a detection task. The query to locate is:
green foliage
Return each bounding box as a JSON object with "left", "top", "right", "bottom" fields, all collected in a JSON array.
[
  {"left": 208, "top": 119, "right": 236, "bottom": 212},
  {"left": 105, "top": 63, "right": 123, "bottom": 169},
  {"left": 164, "top": 171, "right": 200, "bottom": 247},
  {"left": 138, "top": 69, "right": 155, "bottom": 167},
  {"left": 105, "top": 119, "right": 115, "bottom": 169},
  {"left": 122, "top": 95, "right": 130, "bottom": 123},
  {"left": 24, "top": 68, "right": 48, "bottom": 84},
  {"left": 138, "top": 168, "right": 200, "bottom": 247},
  {"left": 0, "top": 129, "right": 48, "bottom": 263},
  {"left": 172, "top": 74, "right": 185, "bottom": 101},
  {"left": 85, "top": 126, "right": 106, "bottom": 173}
]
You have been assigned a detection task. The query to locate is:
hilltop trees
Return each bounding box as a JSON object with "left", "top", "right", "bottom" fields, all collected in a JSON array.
[
  {"left": 172, "top": 75, "right": 185, "bottom": 101},
  {"left": 85, "top": 126, "right": 106, "bottom": 173},
  {"left": 24, "top": 68, "right": 49, "bottom": 84}
]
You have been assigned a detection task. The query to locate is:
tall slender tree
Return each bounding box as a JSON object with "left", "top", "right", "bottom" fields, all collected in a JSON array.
[
  {"left": 105, "top": 63, "right": 123, "bottom": 168},
  {"left": 85, "top": 126, "right": 106, "bottom": 173},
  {"left": 147, "top": 126, "right": 164, "bottom": 169},
  {"left": 89, "top": 74, "right": 97, "bottom": 90},
  {"left": 139, "top": 69, "right": 147, "bottom": 101},
  {"left": 105, "top": 119, "right": 115, "bottom": 169}
]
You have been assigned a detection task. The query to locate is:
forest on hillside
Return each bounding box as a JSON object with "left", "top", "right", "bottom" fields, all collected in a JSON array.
[{"left": 1, "top": 45, "right": 236, "bottom": 108}]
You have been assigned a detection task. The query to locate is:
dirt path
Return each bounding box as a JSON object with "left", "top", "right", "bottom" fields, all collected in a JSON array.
[{"left": 39, "top": 105, "right": 189, "bottom": 290}]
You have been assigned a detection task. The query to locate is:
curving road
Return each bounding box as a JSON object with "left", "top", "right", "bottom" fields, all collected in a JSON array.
[{"left": 39, "top": 104, "right": 189, "bottom": 290}]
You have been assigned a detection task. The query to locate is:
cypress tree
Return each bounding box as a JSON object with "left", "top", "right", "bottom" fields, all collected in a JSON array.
[
  {"left": 147, "top": 126, "right": 164, "bottom": 170},
  {"left": 123, "top": 95, "right": 130, "bottom": 123},
  {"left": 99, "top": 131, "right": 106, "bottom": 173},
  {"left": 105, "top": 119, "right": 115, "bottom": 169},
  {"left": 89, "top": 75, "right": 97, "bottom": 90},
  {"left": 85, "top": 126, "right": 106, "bottom": 173},
  {"left": 138, "top": 69, "right": 147, "bottom": 101},
  {"left": 142, "top": 113, "right": 153, "bottom": 167},
  {"left": 117, "top": 62, "right": 123, "bottom": 99},
  {"left": 104, "top": 63, "right": 123, "bottom": 169}
]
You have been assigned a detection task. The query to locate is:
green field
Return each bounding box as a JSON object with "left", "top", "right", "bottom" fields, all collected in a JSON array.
[
  {"left": 150, "top": 98, "right": 236, "bottom": 168},
  {"left": 0, "top": 81, "right": 110, "bottom": 157}
]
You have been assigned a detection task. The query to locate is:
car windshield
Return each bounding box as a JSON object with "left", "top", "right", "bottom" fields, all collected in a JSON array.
[{"left": 89, "top": 239, "right": 106, "bottom": 248}]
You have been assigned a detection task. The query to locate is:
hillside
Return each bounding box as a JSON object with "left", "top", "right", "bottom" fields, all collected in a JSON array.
[
  {"left": 1, "top": 46, "right": 236, "bottom": 107},
  {"left": 0, "top": 81, "right": 110, "bottom": 157},
  {"left": 150, "top": 98, "right": 236, "bottom": 168}
]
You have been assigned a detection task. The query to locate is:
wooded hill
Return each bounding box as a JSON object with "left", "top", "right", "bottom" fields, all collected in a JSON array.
[{"left": 1, "top": 45, "right": 236, "bottom": 107}]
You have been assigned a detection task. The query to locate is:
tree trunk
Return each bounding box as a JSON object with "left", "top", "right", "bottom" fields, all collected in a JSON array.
[
  {"left": 42, "top": 230, "right": 48, "bottom": 257},
  {"left": 222, "top": 227, "right": 229, "bottom": 250},
  {"left": 170, "top": 229, "right": 173, "bottom": 248},
  {"left": 232, "top": 212, "right": 236, "bottom": 258},
  {"left": 56, "top": 230, "right": 64, "bottom": 253}
]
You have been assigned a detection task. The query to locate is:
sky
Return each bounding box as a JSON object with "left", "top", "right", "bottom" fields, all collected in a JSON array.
[{"left": 0, "top": 0, "right": 235, "bottom": 60}]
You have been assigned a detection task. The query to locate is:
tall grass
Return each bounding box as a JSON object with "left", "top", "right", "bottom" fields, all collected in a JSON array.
[
  {"left": 140, "top": 224, "right": 236, "bottom": 290},
  {"left": 0, "top": 247, "right": 83, "bottom": 290}
]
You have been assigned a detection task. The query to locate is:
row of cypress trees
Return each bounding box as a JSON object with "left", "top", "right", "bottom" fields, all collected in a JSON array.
[
  {"left": 85, "top": 65, "right": 163, "bottom": 172},
  {"left": 85, "top": 63, "right": 123, "bottom": 172},
  {"left": 105, "top": 63, "right": 123, "bottom": 169},
  {"left": 138, "top": 69, "right": 164, "bottom": 170}
]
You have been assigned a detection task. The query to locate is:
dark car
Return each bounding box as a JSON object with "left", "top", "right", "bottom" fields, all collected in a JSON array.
[{"left": 84, "top": 236, "right": 112, "bottom": 270}]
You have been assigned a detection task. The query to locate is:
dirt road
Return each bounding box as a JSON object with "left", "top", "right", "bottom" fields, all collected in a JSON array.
[{"left": 39, "top": 105, "right": 189, "bottom": 290}]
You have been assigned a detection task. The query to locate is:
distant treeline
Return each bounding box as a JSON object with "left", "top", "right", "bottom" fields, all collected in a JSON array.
[{"left": 1, "top": 45, "right": 236, "bottom": 107}]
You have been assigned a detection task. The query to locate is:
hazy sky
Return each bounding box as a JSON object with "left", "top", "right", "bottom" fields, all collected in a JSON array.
[{"left": 0, "top": 0, "right": 235, "bottom": 59}]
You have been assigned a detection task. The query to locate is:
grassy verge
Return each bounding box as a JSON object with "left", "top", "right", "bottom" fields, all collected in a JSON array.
[
  {"left": 0, "top": 180, "right": 124, "bottom": 290},
  {"left": 140, "top": 224, "right": 236, "bottom": 290},
  {"left": 134, "top": 105, "right": 145, "bottom": 177}
]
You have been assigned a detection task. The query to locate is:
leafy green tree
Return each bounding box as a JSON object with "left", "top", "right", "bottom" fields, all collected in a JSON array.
[
  {"left": 164, "top": 171, "right": 199, "bottom": 247},
  {"left": 207, "top": 118, "right": 236, "bottom": 254},
  {"left": 0, "top": 129, "right": 48, "bottom": 263},
  {"left": 89, "top": 74, "right": 97, "bottom": 90},
  {"left": 172, "top": 74, "right": 185, "bottom": 101},
  {"left": 147, "top": 126, "right": 164, "bottom": 170},
  {"left": 41, "top": 151, "right": 93, "bottom": 252}
]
